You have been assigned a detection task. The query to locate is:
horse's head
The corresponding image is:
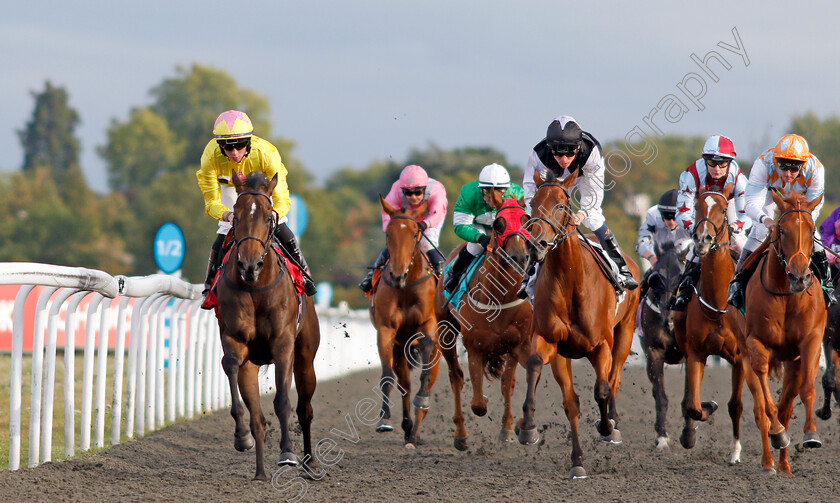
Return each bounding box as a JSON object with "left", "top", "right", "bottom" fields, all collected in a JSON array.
[
  {"left": 526, "top": 169, "right": 578, "bottom": 263},
  {"left": 381, "top": 195, "right": 428, "bottom": 288},
  {"left": 491, "top": 198, "right": 531, "bottom": 274},
  {"left": 692, "top": 183, "right": 732, "bottom": 257},
  {"left": 231, "top": 171, "right": 278, "bottom": 285},
  {"left": 771, "top": 190, "right": 822, "bottom": 292},
  {"left": 648, "top": 241, "right": 685, "bottom": 313}
]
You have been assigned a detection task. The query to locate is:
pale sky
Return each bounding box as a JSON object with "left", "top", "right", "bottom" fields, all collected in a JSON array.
[{"left": 4, "top": 1, "right": 840, "bottom": 192}]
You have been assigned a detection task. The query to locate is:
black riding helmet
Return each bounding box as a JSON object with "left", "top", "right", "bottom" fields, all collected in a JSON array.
[
  {"left": 657, "top": 189, "right": 678, "bottom": 221},
  {"left": 546, "top": 117, "right": 582, "bottom": 153}
]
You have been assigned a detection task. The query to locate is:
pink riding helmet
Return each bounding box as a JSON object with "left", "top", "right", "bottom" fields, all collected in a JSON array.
[{"left": 399, "top": 165, "right": 429, "bottom": 188}]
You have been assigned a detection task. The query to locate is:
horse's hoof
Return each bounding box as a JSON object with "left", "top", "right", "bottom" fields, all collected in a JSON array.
[
  {"left": 412, "top": 394, "right": 430, "bottom": 410},
  {"left": 770, "top": 430, "right": 790, "bottom": 450},
  {"left": 454, "top": 437, "right": 469, "bottom": 451},
  {"left": 404, "top": 443, "right": 416, "bottom": 450},
  {"left": 802, "top": 431, "right": 822, "bottom": 448},
  {"left": 569, "top": 466, "right": 587, "bottom": 479},
  {"left": 702, "top": 400, "right": 719, "bottom": 418},
  {"left": 601, "top": 428, "right": 622, "bottom": 444},
  {"left": 679, "top": 428, "right": 697, "bottom": 449},
  {"left": 815, "top": 407, "right": 831, "bottom": 420},
  {"left": 252, "top": 473, "right": 269, "bottom": 482},
  {"left": 518, "top": 427, "right": 539, "bottom": 446},
  {"left": 277, "top": 452, "right": 299, "bottom": 466},
  {"left": 471, "top": 405, "right": 488, "bottom": 417},
  {"left": 654, "top": 435, "right": 670, "bottom": 451},
  {"left": 376, "top": 419, "right": 394, "bottom": 432},
  {"left": 762, "top": 467, "right": 777, "bottom": 476},
  {"left": 595, "top": 418, "right": 615, "bottom": 437},
  {"left": 235, "top": 433, "right": 255, "bottom": 452},
  {"left": 498, "top": 430, "right": 516, "bottom": 444}
]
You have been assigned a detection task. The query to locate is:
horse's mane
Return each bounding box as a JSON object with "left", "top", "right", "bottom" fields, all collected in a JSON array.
[{"left": 780, "top": 189, "right": 808, "bottom": 206}]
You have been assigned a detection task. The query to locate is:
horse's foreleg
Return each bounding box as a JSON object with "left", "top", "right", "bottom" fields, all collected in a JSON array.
[
  {"left": 467, "top": 351, "right": 487, "bottom": 417},
  {"left": 684, "top": 355, "right": 715, "bottom": 422},
  {"left": 441, "top": 341, "right": 468, "bottom": 449},
  {"left": 499, "top": 355, "right": 517, "bottom": 443},
  {"left": 776, "top": 360, "right": 804, "bottom": 475},
  {"left": 220, "top": 337, "right": 253, "bottom": 453},
  {"left": 741, "top": 350, "right": 775, "bottom": 473},
  {"left": 518, "top": 335, "right": 553, "bottom": 446},
  {"left": 376, "top": 328, "right": 398, "bottom": 432},
  {"left": 237, "top": 361, "right": 268, "bottom": 481},
  {"left": 588, "top": 341, "right": 616, "bottom": 440},
  {"left": 608, "top": 307, "right": 635, "bottom": 426},
  {"left": 412, "top": 328, "right": 438, "bottom": 410},
  {"left": 728, "top": 358, "right": 745, "bottom": 464},
  {"left": 799, "top": 337, "right": 823, "bottom": 446},
  {"left": 551, "top": 355, "right": 586, "bottom": 479},
  {"left": 272, "top": 338, "right": 297, "bottom": 466},
  {"left": 816, "top": 340, "right": 836, "bottom": 420},
  {"left": 645, "top": 347, "right": 670, "bottom": 449},
  {"left": 293, "top": 322, "right": 319, "bottom": 475},
  {"left": 747, "top": 337, "right": 786, "bottom": 441},
  {"left": 392, "top": 348, "right": 414, "bottom": 445}
]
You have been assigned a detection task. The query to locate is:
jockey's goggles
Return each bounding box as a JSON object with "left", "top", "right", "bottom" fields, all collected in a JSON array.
[
  {"left": 480, "top": 187, "right": 505, "bottom": 195},
  {"left": 219, "top": 139, "right": 250, "bottom": 151},
  {"left": 660, "top": 211, "right": 676, "bottom": 221},
  {"left": 401, "top": 187, "right": 425, "bottom": 197},
  {"left": 549, "top": 145, "right": 579, "bottom": 157},
  {"left": 777, "top": 159, "right": 805, "bottom": 172},
  {"left": 704, "top": 159, "right": 730, "bottom": 169}
]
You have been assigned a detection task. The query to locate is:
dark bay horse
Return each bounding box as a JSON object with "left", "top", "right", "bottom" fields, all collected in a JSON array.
[
  {"left": 673, "top": 184, "right": 746, "bottom": 464},
  {"left": 215, "top": 172, "right": 320, "bottom": 481},
  {"left": 434, "top": 197, "right": 533, "bottom": 451},
  {"left": 816, "top": 303, "right": 840, "bottom": 420},
  {"left": 738, "top": 190, "right": 826, "bottom": 475},
  {"left": 370, "top": 196, "right": 440, "bottom": 448},
  {"left": 518, "top": 170, "right": 640, "bottom": 479},
  {"left": 640, "top": 240, "right": 686, "bottom": 450}
]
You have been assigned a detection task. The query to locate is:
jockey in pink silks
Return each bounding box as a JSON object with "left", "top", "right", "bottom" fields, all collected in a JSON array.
[{"left": 359, "top": 165, "right": 448, "bottom": 293}]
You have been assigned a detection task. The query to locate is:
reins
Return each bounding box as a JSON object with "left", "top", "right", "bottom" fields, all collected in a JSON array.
[
  {"left": 224, "top": 189, "right": 286, "bottom": 293},
  {"left": 382, "top": 214, "right": 434, "bottom": 289}
]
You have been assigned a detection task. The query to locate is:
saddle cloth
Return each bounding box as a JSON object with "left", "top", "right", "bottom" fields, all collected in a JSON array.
[
  {"left": 442, "top": 253, "right": 486, "bottom": 308},
  {"left": 201, "top": 244, "right": 306, "bottom": 310}
]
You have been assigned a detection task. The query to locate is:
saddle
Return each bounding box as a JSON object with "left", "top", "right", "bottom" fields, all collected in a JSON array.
[
  {"left": 577, "top": 234, "right": 624, "bottom": 294},
  {"left": 366, "top": 258, "right": 437, "bottom": 298}
]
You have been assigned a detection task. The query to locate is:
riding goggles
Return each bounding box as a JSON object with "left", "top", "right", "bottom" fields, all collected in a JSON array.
[
  {"left": 777, "top": 159, "right": 805, "bottom": 172},
  {"left": 401, "top": 187, "right": 426, "bottom": 197},
  {"left": 660, "top": 211, "right": 676, "bottom": 221},
  {"left": 549, "top": 145, "right": 579, "bottom": 157},
  {"left": 219, "top": 139, "right": 250, "bottom": 151}
]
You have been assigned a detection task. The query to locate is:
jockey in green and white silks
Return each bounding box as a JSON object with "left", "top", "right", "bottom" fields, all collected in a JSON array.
[{"left": 443, "top": 163, "right": 524, "bottom": 293}]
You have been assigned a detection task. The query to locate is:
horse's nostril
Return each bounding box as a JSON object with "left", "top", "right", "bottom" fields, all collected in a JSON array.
[{"left": 257, "top": 261, "right": 264, "bottom": 269}]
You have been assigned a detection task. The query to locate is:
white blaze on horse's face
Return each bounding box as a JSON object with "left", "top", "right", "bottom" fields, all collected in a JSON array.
[
  {"left": 249, "top": 202, "right": 257, "bottom": 217},
  {"left": 703, "top": 195, "right": 718, "bottom": 219}
]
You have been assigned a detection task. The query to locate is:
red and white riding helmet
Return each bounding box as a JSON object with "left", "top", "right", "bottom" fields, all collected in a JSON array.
[{"left": 702, "top": 135, "right": 736, "bottom": 162}]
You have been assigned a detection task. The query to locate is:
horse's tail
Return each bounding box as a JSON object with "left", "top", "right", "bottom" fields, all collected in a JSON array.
[
  {"left": 484, "top": 356, "right": 504, "bottom": 380},
  {"left": 769, "top": 359, "right": 783, "bottom": 382}
]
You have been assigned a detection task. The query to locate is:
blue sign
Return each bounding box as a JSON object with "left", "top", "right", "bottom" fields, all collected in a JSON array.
[
  {"left": 287, "top": 194, "right": 308, "bottom": 236},
  {"left": 153, "top": 222, "right": 186, "bottom": 274}
]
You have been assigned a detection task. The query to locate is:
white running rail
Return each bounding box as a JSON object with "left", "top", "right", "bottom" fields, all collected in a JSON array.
[{"left": 3, "top": 262, "right": 378, "bottom": 471}]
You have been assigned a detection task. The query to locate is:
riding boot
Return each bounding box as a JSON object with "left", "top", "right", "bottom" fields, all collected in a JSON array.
[
  {"left": 812, "top": 249, "right": 838, "bottom": 307},
  {"left": 444, "top": 247, "right": 474, "bottom": 294},
  {"left": 670, "top": 261, "right": 700, "bottom": 311},
  {"left": 426, "top": 248, "right": 446, "bottom": 276},
  {"left": 359, "top": 248, "right": 390, "bottom": 293},
  {"left": 727, "top": 249, "right": 753, "bottom": 310},
  {"left": 600, "top": 233, "right": 639, "bottom": 290},
  {"left": 202, "top": 248, "right": 221, "bottom": 298},
  {"left": 281, "top": 237, "right": 318, "bottom": 296},
  {"left": 639, "top": 268, "right": 654, "bottom": 301}
]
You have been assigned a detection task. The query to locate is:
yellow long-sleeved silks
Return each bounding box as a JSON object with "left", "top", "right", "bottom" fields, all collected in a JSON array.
[{"left": 195, "top": 136, "right": 291, "bottom": 221}]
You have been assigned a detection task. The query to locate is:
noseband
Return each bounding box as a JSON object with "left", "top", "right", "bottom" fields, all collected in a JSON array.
[
  {"left": 692, "top": 191, "right": 730, "bottom": 251},
  {"left": 233, "top": 190, "right": 276, "bottom": 263},
  {"left": 770, "top": 203, "right": 813, "bottom": 275}
]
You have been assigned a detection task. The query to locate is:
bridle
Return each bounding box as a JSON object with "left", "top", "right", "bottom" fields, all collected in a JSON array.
[
  {"left": 527, "top": 183, "right": 575, "bottom": 250},
  {"left": 493, "top": 204, "right": 531, "bottom": 250},
  {"left": 383, "top": 214, "right": 433, "bottom": 288},
  {"left": 769, "top": 202, "right": 814, "bottom": 276},
  {"left": 232, "top": 190, "right": 276, "bottom": 263},
  {"left": 692, "top": 191, "right": 730, "bottom": 252}
]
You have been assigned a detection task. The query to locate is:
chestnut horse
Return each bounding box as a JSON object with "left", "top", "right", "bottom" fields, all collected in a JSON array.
[
  {"left": 369, "top": 196, "right": 440, "bottom": 448},
  {"left": 215, "top": 172, "right": 320, "bottom": 481},
  {"left": 673, "top": 184, "right": 746, "bottom": 464},
  {"left": 434, "top": 197, "right": 533, "bottom": 451},
  {"left": 518, "top": 170, "right": 640, "bottom": 479},
  {"left": 639, "top": 240, "right": 686, "bottom": 450},
  {"left": 738, "top": 190, "right": 827, "bottom": 475}
]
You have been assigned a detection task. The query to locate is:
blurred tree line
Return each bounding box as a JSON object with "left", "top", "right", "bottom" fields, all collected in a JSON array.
[{"left": 3, "top": 67, "right": 839, "bottom": 308}]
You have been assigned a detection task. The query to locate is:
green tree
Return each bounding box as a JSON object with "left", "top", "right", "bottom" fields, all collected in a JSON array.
[
  {"left": 149, "top": 64, "right": 271, "bottom": 167},
  {"left": 18, "top": 81, "right": 81, "bottom": 183},
  {"left": 98, "top": 108, "right": 185, "bottom": 196},
  {"left": 789, "top": 112, "right": 840, "bottom": 204}
]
